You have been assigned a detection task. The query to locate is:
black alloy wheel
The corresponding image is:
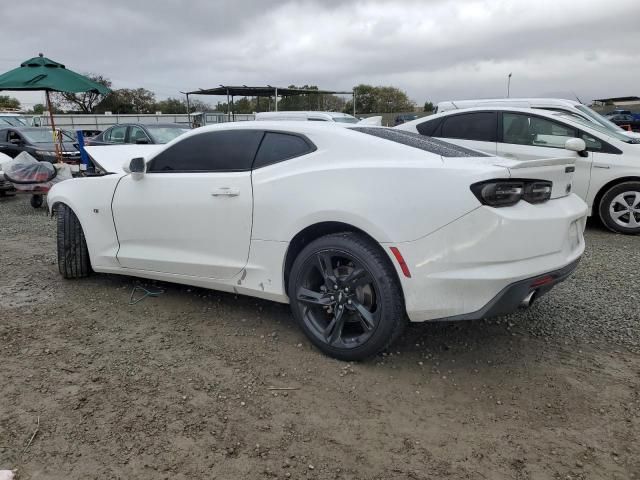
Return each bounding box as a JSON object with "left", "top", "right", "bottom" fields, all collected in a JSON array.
[{"left": 289, "top": 232, "right": 406, "bottom": 361}]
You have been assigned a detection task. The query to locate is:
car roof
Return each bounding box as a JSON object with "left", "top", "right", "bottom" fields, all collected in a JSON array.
[
  {"left": 0, "top": 126, "right": 44, "bottom": 132},
  {"left": 105, "top": 123, "right": 185, "bottom": 128},
  {"left": 400, "top": 106, "right": 585, "bottom": 126},
  {"left": 152, "top": 121, "right": 488, "bottom": 160},
  {"left": 437, "top": 98, "right": 581, "bottom": 107}
]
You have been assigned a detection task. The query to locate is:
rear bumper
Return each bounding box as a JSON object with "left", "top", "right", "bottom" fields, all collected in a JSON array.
[
  {"left": 431, "top": 258, "right": 579, "bottom": 321},
  {"left": 388, "top": 193, "right": 587, "bottom": 322}
]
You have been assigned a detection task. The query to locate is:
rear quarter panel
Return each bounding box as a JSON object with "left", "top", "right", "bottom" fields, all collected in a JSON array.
[{"left": 250, "top": 135, "right": 507, "bottom": 244}]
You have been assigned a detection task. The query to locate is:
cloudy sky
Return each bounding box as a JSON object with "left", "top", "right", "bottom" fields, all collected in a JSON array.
[{"left": 3, "top": 0, "right": 640, "bottom": 109}]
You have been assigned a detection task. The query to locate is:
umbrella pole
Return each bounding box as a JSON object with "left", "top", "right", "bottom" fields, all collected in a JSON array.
[{"left": 45, "top": 90, "right": 62, "bottom": 163}]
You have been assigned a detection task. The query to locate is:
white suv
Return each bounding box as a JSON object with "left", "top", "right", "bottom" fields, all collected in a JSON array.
[{"left": 397, "top": 106, "right": 640, "bottom": 234}]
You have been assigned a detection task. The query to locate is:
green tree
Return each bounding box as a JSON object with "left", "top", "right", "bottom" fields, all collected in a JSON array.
[
  {"left": 345, "top": 84, "right": 415, "bottom": 114},
  {"left": 155, "top": 97, "right": 187, "bottom": 114},
  {"left": 32, "top": 103, "right": 45, "bottom": 114},
  {"left": 96, "top": 88, "right": 156, "bottom": 114},
  {"left": 51, "top": 74, "right": 111, "bottom": 113},
  {"left": 0, "top": 95, "right": 21, "bottom": 110},
  {"left": 423, "top": 101, "right": 434, "bottom": 112}
]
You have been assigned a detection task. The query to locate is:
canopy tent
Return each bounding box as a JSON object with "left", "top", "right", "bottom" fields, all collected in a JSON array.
[
  {"left": 182, "top": 85, "right": 355, "bottom": 125},
  {"left": 0, "top": 54, "right": 111, "bottom": 161}
]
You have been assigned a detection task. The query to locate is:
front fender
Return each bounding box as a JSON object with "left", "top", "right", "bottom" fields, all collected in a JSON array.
[{"left": 48, "top": 175, "right": 124, "bottom": 269}]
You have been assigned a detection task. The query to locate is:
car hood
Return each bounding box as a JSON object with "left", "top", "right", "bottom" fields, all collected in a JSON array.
[
  {"left": 32, "top": 142, "right": 78, "bottom": 152},
  {"left": 85, "top": 145, "right": 162, "bottom": 173}
]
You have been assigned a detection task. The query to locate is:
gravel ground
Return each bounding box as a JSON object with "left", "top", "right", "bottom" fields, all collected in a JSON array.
[{"left": 1, "top": 194, "right": 639, "bottom": 480}]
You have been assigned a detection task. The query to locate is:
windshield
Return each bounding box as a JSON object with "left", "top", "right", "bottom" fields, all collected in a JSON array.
[
  {"left": 147, "top": 126, "right": 190, "bottom": 143},
  {"left": 575, "top": 105, "right": 630, "bottom": 134},
  {"left": 332, "top": 116, "right": 359, "bottom": 124},
  {"left": 22, "top": 129, "right": 75, "bottom": 143},
  {"left": 0, "top": 116, "right": 28, "bottom": 127},
  {"left": 554, "top": 112, "right": 639, "bottom": 143}
]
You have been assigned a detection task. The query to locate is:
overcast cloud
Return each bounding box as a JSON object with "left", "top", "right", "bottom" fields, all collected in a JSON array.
[{"left": 2, "top": 0, "right": 640, "bottom": 108}]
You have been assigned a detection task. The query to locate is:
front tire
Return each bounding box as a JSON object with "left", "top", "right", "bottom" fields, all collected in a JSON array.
[
  {"left": 30, "top": 194, "right": 43, "bottom": 208},
  {"left": 56, "top": 204, "right": 92, "bottom": 278},
  {"left": 288, "top": 232, "right": 406, "bottom": 361},
  {"left": 599, "top": 181, "right": 640, "bottom": 234}
]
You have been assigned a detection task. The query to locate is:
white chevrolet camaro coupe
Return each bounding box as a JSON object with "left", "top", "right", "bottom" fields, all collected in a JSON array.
[
  {"left": 397, "top": 107, "right": 640, "bottom": 234},
  {"left": 48, "top": 122, "right": 587, "bottom": 360}
]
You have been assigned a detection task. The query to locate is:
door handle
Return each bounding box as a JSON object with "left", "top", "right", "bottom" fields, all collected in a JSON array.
[{"left": 211, "top": 187, "right": 240, "bottom": 197}]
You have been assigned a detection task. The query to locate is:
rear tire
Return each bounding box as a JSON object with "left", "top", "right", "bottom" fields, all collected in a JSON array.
[
  {"left": 288, "top": 232, "right": 406, "bottom": 361},
  {"left": 56, "top": 204, "right": 92, "bottom": 278},
  {"left": 598, "top": 181, "right": 640, "bottom": 235}
]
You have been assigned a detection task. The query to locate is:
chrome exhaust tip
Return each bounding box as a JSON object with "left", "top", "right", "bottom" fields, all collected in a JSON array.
[{"left": 520, "top": 291, "right": 536, "bottom": 309}]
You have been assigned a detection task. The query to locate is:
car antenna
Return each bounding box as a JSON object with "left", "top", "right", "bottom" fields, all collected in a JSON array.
[{"left": 572, "top": 91, "right": 584, "bottom": 104}]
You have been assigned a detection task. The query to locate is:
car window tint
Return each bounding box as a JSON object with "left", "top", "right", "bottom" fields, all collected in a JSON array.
[
  {"left": 503, "top": 113, "right": 576, "bottom": 148},
  {"left": 148, "top": 130, "right": 263, "bottom": 172},
  {"left": 129, "top": 126, "right": 150, "bottom": 143},
  {"left": 416, "top": 117, "right": 442, "bottom": 136},
  {"left": 440, "top": 112, "right": 496, "bottom": 142},
  {"left": 253, "top": 132, "right": 315, "bottom": 169},
  {"left": 0, "top": 130, "right": 6, "bottom": 142},
  {"left": 581, "top": 132, "right": 602, "bottom": 151}
]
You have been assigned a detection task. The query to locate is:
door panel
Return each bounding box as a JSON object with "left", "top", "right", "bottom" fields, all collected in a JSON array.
[{"left": 111, "top": 171, "right": 253, "bottom": 279}]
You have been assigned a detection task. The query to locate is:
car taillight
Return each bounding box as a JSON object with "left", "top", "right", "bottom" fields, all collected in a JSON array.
[{"left": 471, "top": 179, "right": 552, "bottom": 207}]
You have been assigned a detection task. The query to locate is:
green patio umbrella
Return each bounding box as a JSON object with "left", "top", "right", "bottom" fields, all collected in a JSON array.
[{"left": 0, "top": 54, "right": 111, "bottom": 159}]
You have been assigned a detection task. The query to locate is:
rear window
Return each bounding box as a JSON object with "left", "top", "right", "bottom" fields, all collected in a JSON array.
[
  {"left": 253, "top": 132, "right": 316, "bottom": 168},
  {"left": 351, "top": 127, "right": 489, "bottom": 157}
]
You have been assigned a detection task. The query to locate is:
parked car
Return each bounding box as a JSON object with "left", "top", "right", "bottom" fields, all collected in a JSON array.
[
  {"left": 0, "top": 127, "right": 80, "bottom": 163},
  {"left": 255, "top": 111, "right": 361, "bottom": 123},
  {"left": 0, "top": 151, "right": 16, "bottom": 196},
  {"left": 48, "top": 122, "right": 586, "bottom": 360},
  {"left": 434, "top": 98, "right": 640, "bottom": 139},
  {"left": 397, "top": 106, "right": 640, "bottom": 234},
  {"left": 394, "top": 114, "right": 418, "bottom": 125},
  {"left": 85, "top": 123, "right": 190, "bottom": 146},
  {"left": 603, "top": 113, "right": 640, "bottom": 132},
  {"left": 0, "top": 113, "right": 30, "bottom": 127}
]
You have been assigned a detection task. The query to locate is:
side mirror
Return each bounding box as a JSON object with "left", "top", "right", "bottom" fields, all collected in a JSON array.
[
  {"left": 9, "top": 138, "right": 22, "bottom": 146},
  {"left": 123, "top": 157, "right": 146, "bottom": 180},
  {"left": 565, "top": 138, "right": 588, "bottom": 157}
]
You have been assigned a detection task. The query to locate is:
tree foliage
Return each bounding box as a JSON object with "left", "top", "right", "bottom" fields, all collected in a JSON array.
[
  {"left": 51, "top": 74, "right": 111, "bottom": 113},
  {"left": 423, "top": 101, "right": 434, "bottom": 112},
  {"left": 344, "top": 84, "right": 415, "bottom": 114},
  {"left": 0, "top": 95, "right": 21, "bottom": 110},
  {"left": 95, "top": 88, "right": 156, "bottom": 114}
]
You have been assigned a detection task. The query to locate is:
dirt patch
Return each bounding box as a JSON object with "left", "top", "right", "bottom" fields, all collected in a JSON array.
[{"left": 1, "top": 195, "right": 639, "bottom": 479}]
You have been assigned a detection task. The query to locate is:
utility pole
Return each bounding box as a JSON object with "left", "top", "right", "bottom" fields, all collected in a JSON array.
[{"left": 507, "top": 73, "right": 512, "bottom": 98}]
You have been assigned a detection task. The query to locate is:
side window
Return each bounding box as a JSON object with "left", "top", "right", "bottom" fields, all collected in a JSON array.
[
  {"left": 440, "top": 112, "right": 497, "bottom": 142},
  {"left": 148, "top": 130, "right": 263, "bottom": 172},
  {"left": 104, "top": 125, "right": 127, "bottom": 144},
  {"left": 0, "top": 130, "right": 7, "bottom": 142},
  {"left": 253, "top": 132, "right": 315, "bottom": 169},
  {"left": 416, "top": 117, "right": 443, "bottom": 136},
  {"left": 502, "top": 113, "right": 575, "bottom": 148},
  {"left": 129, "top": 126, "right": 150, "bottom": 144},
  {"left": 580, "top": 132, "right": 602, "bottom": 151},
  {"left": 7, "top": 130, "right": 21, "bottom": 142}
]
